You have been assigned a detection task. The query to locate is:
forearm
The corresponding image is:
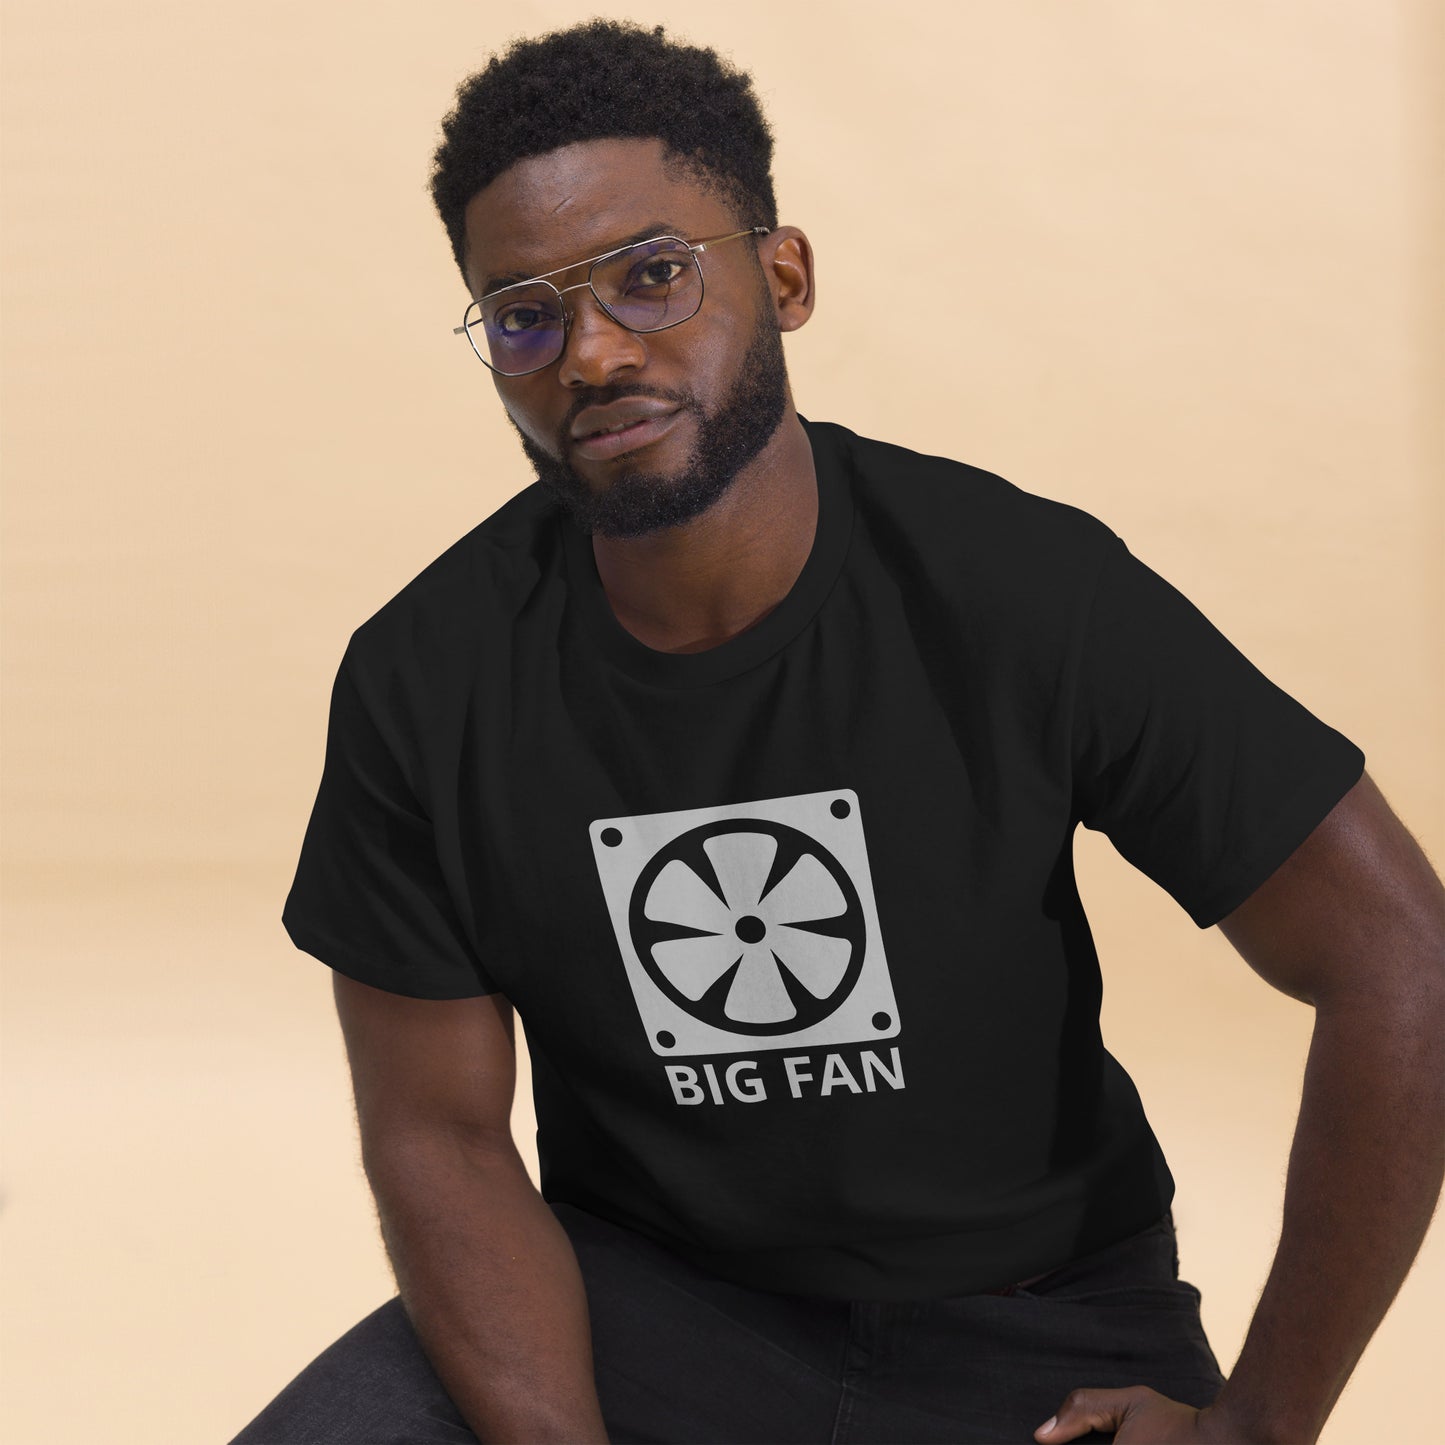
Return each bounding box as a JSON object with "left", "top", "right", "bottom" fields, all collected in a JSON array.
[
  {"left": 1209, "top": 990, "right": 1445, "bottom": 1444},
  {"left": 367, "top": 1131, "right": 611, "bottom": 1445}
]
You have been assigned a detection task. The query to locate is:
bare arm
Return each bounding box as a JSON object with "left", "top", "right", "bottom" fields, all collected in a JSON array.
[
  {"left": 368, "top": 1127, "right": 610, "bottom": 1444},
  {"left": 334, "top": 975, "right": 610, "bottom": 1445},
  {"left": 1036, "top": 770, "right": 1445, "bottom": 1445},
  {"left": 1203, "top": 771, "right": 1445, "bottom": 1444}
]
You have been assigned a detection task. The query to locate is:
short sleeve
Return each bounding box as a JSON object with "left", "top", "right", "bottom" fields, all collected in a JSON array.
[
  {"left": 1070, "top": 532, "right": 1366, "bottom": 929},
  {"left": 281, "top": 646, "right": 501, "bottom": 999}
]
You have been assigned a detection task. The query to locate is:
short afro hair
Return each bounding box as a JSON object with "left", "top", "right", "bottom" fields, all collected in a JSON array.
[{"left": 428, "top": 19, "right": 779, "bottom": 290}]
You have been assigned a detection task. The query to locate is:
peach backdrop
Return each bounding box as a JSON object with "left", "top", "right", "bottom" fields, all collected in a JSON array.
[{"left": 2, "top": 2, "right": 1441, "bottom": 1442}]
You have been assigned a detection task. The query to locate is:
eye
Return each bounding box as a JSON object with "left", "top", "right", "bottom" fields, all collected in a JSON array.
[
  {"left": 626, "top": 257, "right": 689, "bottom": 291},
  {"left": 495, "top": 303, "right": 553, "bottom": 334}
]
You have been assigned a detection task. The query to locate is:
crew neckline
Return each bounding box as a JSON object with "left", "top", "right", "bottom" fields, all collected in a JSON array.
[{"left": 559, "top": 413, "right": 855, "bottom": 689}]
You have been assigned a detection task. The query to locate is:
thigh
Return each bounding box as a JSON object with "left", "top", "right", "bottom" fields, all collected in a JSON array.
[
  {"left": 227, "top": 1296, "right": 477, "bottom": 1445},
  {"left": 229, "top": 1203, "right": 851, "bottom": 1445},
  {"left": 835, "top": 1213, "right": 1227, "bottom": 1445},
  {"left": 553, "top": 1200, "right": 848, "bottom": 1445}
]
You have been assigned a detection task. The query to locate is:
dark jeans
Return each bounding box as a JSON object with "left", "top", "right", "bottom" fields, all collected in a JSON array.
[{"left": 228, "top": 1201, "right": 1225, "bottom": 1444}]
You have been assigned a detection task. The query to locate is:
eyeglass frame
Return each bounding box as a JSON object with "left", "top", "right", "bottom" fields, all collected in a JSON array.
[{"left": 452, "top": 225, "right": 772, "bottom": 376}]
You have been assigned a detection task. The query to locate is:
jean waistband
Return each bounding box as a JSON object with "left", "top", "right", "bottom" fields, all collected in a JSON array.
[{"left": 980, "top": 1209, "right": 1176, "bottom": 1296}]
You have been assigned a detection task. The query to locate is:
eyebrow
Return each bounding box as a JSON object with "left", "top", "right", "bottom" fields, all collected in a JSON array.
[{"left": 480, "top": 221, "right": 687, "bottom": 297}]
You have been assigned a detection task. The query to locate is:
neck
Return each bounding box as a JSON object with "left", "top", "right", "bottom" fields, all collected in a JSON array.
[{"left": 590, "top": 404, "right": 817, "bottom": 655}]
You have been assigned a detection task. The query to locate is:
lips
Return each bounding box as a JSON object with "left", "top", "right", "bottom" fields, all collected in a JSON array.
[
  {"left": 571, "top": 397, "right": 680, "bottom": 440},
  {"left": 571, "top": 408, "right": 684, "bottom": 461}
]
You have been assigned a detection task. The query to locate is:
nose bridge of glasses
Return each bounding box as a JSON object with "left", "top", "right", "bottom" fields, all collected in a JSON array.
[
  {"left": 558, "top": 277, "right": 647, "bottom": 359},
  {"left": 557, "top": 265, "right": 672, "bottom": 335},
  {"left": 554, "top": 277, "right": 596, "bottom": 300}
]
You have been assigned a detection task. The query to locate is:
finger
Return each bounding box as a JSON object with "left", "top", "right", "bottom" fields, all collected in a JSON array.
[{"left": 1035, "top": 1386, "right": 1142, "bottom": 1441}]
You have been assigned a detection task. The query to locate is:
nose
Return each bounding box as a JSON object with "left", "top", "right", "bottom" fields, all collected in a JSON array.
[{"left": 555, "top": 285, "right": 649, "bottom": 389}]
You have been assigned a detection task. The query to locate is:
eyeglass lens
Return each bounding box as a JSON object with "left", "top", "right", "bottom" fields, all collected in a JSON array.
[{"left": 463, "top": 237, "right": 702, "bottom": 374}]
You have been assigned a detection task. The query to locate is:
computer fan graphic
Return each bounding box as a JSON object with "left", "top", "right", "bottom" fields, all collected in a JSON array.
[{"left": 589, "top": 788, "right": 900, "bottom": 1057}]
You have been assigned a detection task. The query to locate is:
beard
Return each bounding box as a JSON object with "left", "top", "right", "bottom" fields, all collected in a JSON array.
[{"left": 504, "top": 301, "right": 791, "bottom": 541}]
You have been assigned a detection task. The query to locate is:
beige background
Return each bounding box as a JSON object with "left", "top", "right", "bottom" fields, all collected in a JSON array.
[{"left": 3, "top": 1, "right": 1441, "bottom": 1442}]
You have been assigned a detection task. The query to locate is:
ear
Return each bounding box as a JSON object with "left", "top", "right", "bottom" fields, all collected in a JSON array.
[{"left": 761, "top": 226, "right": 815, "bottom": 332}]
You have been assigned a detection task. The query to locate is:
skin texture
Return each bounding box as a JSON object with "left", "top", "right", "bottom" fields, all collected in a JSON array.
[
  {"left": 461, "top": 135, "right": 1445, "bottom": 1445},
  {"left": 1035, "top": 771, "right": 1445, "bottom": 1444},
  {"left": 462, "top": 136, "right": 817, "bottom": 654}
]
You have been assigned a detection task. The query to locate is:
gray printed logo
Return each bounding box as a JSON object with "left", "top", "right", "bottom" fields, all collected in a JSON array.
[{"left": 589, "top": 789, "right": 901, "bottom": 1057}]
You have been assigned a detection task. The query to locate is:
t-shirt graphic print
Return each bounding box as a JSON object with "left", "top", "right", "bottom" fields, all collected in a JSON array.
[
  {"left": 282, "top": 414, "right": 1365, "bottom": 1301},
  {"left": 592, "top": 788, "right": 902, "bottom": 1105}
]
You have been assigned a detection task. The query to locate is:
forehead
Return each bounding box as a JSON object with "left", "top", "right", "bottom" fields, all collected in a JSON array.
[{"left": 461, "top": 136, "right": 735, "bottom": 297}]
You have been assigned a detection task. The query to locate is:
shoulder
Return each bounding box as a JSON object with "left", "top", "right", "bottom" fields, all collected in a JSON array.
[
  {"left": 342, "top": 480, "right": 559, "bottom": 697},
  {"left": 815, "top": 417, "right": 1119, "bottom": 600}
]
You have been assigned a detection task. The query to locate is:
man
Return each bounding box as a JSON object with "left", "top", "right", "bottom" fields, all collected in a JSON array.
[{"left": 231, "top": 19, "right": 1445, "bottom": 1445}]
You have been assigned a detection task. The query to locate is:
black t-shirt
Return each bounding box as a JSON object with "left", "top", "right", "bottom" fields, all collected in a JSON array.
[{"left": 282, "top": 414, "right": 1364, "bottom": 1301}]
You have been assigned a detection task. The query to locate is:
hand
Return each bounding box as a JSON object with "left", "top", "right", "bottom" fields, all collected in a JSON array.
[{"left": 1035, "top": 1387, "right": 1252, "bottom": 1443}]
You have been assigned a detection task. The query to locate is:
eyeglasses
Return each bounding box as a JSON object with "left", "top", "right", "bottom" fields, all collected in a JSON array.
[{"left": 452, "top": 226, "right": 770, "bottom": 376}]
